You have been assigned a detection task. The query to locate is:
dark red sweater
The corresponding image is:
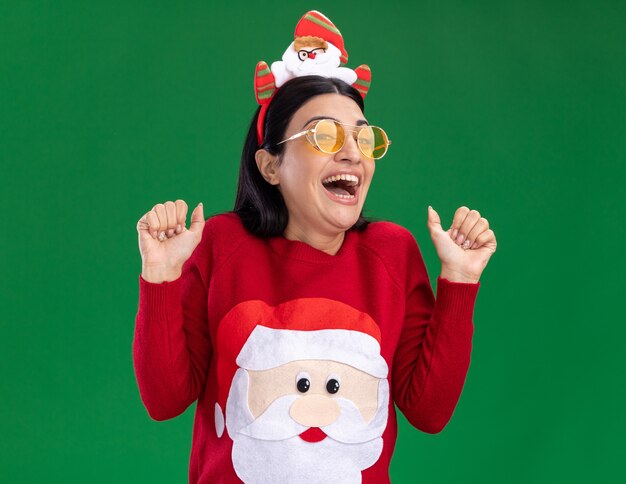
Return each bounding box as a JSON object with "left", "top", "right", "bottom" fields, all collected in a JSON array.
[{"left": 133, "top": 213, "right": 480, "bottom": 483}]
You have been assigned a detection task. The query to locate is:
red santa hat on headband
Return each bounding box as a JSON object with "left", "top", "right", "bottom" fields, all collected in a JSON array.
[
  {"left": 254, "top": 10, "right": 372, "bottom": 145},
  {"left": 294, "top": 10, "right": 349, "bottom": 65}
]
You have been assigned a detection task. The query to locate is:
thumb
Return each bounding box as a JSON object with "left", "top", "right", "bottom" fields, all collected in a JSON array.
[
  {"left": 427, "top": 206, "right": 444, "bottom": 235},
  {"left": 188, "top": 202, "right": 205, "bottom": 234}
]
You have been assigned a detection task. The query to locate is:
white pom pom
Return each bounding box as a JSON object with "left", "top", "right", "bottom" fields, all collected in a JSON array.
[{"left": 214, "top": 402, "right": 225, "bottom": 438}]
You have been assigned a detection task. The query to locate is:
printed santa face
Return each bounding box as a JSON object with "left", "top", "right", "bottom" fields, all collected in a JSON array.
[{"left": 215, "top": 299, "right": 390, "bottom": 484}]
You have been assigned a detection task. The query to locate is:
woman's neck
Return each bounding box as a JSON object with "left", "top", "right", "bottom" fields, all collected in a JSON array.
[{"left": 283, "top": 223, "right": 345, "bottom": 256}]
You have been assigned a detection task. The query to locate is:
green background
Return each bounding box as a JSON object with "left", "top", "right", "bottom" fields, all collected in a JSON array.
[{"left": 1, "top": 0, "right": 624, "bottom": 482}]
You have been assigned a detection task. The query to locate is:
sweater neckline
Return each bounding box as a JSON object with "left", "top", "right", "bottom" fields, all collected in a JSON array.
[{"left": 268, "top": 230, "right": 356, "bottom": 263}]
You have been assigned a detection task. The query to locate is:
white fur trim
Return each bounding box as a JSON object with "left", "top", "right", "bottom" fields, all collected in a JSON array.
[{"left": 236, "top": 326, "right": 388, "bottom": 378}]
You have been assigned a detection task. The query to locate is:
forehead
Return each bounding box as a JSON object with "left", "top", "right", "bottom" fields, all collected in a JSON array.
[{"left": 287, "top": 93, "right": 365, "bottom": 132}]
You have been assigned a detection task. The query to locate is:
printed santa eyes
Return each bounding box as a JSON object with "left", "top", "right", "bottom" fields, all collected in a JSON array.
[
  {"left": 296, "top": 372, "right": 311, "bottom": 393},
  {"left": 295, "top": 371, "right": 341, "bottom": 394},
  {"left": 326, "top": 375, "right": 341, "bottom": 394}
]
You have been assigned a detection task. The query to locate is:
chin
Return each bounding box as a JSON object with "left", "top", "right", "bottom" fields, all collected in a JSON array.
[
  {"left": 328, "top": 209, "right": 362, "bottom": 232},
  {"left": 318, "top": 186, "right": 369, "bottom": 233}
]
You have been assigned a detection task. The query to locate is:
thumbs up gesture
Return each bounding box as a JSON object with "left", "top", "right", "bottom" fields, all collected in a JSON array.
[
  {"left": 136, "top": 200, "right": 205, "bottom": 283},
  {"left": 427, "top": 206, "right": 497, "bottom": 283}
]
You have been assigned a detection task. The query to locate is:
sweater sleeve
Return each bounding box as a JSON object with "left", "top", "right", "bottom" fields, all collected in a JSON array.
[
  {"left": 132, "top": 244, "right": 212, "bottom": 421},
  {"left": 391, "top": 236, "right": 479, "bottom": 434}
]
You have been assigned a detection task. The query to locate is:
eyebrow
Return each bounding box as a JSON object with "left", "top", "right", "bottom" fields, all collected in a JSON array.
[{"left": 301, "top": 116, "right": 369, "bottom": 129}]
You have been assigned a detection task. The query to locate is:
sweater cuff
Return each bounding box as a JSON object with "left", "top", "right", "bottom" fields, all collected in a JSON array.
[
  {"left": 432, "top": 276, "right": 480, "bottom": 322},
  {"left": 138, "top": 273, "right": 183, "bottom": 321}
]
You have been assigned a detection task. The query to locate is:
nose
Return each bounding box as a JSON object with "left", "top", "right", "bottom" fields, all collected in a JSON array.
[
  {"left": 334, "top": 129, "right": 362, "bottom": 164},
  {"left": 290, "top": 394, "right": 340, "bottom": 427},
  {"left": 309, "top": 52, "right": 316, "bottom": 59}
]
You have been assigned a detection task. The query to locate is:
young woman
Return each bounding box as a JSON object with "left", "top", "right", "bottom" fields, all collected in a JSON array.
[{"left": 134, "top": 75, "right": 497, "bottom": 483}]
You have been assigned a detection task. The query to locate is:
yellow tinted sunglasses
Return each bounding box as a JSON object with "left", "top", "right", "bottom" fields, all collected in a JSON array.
[{"left": 276, "top": 119, "right": 391, "bottom": 160}]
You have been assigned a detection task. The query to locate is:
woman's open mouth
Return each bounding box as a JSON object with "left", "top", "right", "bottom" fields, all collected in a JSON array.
[{"left": 321, "top": 174, "right": 360, "bottom": 205}]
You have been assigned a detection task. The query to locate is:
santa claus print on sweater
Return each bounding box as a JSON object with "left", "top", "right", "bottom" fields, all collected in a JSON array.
[{"left": 214, "top": 298, "right": 389, "bottom": 484}]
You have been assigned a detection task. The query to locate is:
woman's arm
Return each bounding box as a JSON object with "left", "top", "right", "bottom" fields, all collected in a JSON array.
[
  {"left": 132, "top": 240, "right": 212, "bottom": 421},
  {"left": 391, "top": 237, "right": 479, "bottom": 434}
]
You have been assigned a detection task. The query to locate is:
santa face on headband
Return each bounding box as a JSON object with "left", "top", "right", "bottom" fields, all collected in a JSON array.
[
  {"left": 253, "top": 10, "right": 373, "bottom": 142},
  {"left": 215, "top": 299, "right": 390, "bottom": 484},
  {"left": 271, "top": 36, "right": 358, "bottom": 88}
]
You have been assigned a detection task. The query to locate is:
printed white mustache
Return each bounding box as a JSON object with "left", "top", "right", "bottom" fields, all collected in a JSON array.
[
  {"left": 236, "top": 393, "right": 385, "bottom": 444},
  {"left": 236, "top": 394, "right": 304, "bottom": 440}
]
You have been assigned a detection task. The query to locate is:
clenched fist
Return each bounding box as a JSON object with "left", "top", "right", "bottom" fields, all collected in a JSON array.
[
  {"left": 427, "top": 205, "right": 497, "bottom": 283},
  {"left": 137, "top": 200, "right": 205, "bottom": 283}
]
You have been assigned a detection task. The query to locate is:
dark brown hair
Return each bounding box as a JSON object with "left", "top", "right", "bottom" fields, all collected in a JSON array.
[{"left": 233, "top": 75, "right": 370, "bottom": 237}]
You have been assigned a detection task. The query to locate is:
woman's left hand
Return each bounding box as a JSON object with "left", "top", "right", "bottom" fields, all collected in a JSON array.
[{"left": 427, "top": 206, "right": 497, "bottom": 283}]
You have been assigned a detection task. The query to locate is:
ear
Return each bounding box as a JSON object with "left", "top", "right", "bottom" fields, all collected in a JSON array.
[{"left": 255, "top": 149, "right": 281, "bottom": 185}]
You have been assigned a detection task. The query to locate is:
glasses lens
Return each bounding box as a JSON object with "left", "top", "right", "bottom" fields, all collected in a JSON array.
[
  {"left": 313, "top": 120, "right": 344, "bottom": 153},
  {"left": 357, "top": 126, "right": 389, "bottom": 159}
]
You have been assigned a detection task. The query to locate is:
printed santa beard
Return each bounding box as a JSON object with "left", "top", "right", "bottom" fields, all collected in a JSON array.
[
  {"left": 271, "top": 41, "right": 357, "bottom": 87},
  {"left": 225, "top": 366, "right": 389, "bottom": 484}
]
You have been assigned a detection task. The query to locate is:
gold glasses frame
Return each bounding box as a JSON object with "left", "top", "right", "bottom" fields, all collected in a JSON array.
[{"left": 275, "top": 119, "right": 392, "bottom": 160}]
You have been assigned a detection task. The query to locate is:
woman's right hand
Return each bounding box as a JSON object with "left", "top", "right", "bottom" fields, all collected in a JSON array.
[{"left": 137, "top": 200, "right": 205, "bottom": 283}]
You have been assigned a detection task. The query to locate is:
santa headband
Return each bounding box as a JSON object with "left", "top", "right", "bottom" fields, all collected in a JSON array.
[{"left": 254, "top": 10, "right": 372, "bottom": 146}]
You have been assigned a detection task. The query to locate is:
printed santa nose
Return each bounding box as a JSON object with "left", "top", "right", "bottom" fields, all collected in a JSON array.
[
  {"left": 308, "top": 52, "right": 316, "bottom": 59},
  {"left": 289, "top": 394, "right": 340, "bottom": 427}
]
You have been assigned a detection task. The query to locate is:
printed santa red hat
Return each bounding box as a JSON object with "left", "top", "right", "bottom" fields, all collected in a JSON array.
[
  {"left": 294, "top": 10, "right": 349, "bottom": 65},
  {"left": 213, "top": 298, "right": 388, "bottom": 438}
]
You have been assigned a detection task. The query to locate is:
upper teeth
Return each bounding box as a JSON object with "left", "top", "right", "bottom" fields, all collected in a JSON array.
[{"left": 322, "top": 174, "right": 359, "bottom": 186}]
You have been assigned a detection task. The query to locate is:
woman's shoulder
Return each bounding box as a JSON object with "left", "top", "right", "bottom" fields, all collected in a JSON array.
[
  {"left": 197, "top": 211, "right": 252, "bottom": 255},
  {"left": 354, "top": 220, "right": 427, "bottom": 288},
  {"left": 204, "top": 211, "right": 246, "bottom": 233},
  {"left": 359, "top": 220, "right": 419, "bottom": 251}
]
